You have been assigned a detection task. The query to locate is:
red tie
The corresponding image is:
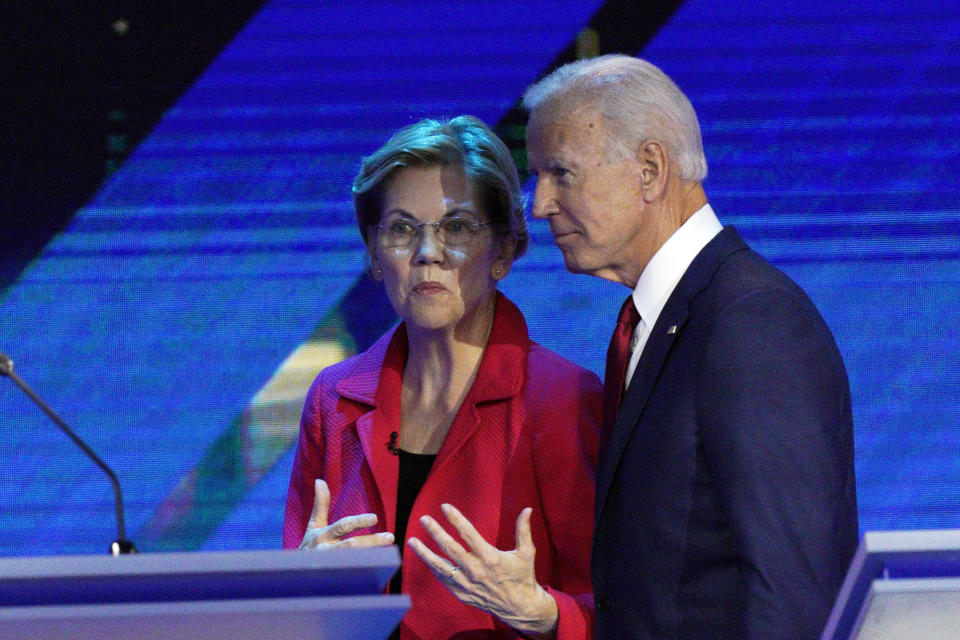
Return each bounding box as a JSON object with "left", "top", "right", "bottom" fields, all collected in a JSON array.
[{"left": 602, "top": 296, "right": 641, "bottom": 437}]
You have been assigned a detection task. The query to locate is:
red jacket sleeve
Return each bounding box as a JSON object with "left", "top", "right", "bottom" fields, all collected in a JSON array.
[
  {"left": 529, "top": 346, "right": 602, "bottom": 640},
  {"left": 282, "top": 375, "right": 327, "bottom": 549}
]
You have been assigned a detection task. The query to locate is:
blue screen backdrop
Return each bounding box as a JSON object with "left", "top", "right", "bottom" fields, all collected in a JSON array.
[{"left": 1, "top": 0, "right": 958, "bottom": 556}]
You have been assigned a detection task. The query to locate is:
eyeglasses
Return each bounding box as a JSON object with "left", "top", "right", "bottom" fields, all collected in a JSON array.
[{"left": 374, "top": 216, "right": 490, "bottom": 249}]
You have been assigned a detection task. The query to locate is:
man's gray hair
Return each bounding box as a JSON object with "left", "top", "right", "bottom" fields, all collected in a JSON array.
[{"left": 522, "top": 55, "right": 707, "bottom": 181}]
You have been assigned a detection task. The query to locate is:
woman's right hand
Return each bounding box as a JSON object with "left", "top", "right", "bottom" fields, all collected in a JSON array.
[{"left": 299, "top": 479, "right": 395, "bottom": 549}]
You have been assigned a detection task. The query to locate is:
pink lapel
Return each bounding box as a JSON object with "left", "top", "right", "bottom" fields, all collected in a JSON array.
[
  {"left": 336, "top": 325, "right": 405, "bottom": 533},
  {"left": 432, "top": 293, "right": 526, "bottom": 470},
  {"left": 331, "top": 294, "right": 528, "bottom": 529}
]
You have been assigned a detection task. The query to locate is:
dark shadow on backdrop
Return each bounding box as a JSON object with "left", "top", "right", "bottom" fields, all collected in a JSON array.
[
  {"left": 0, "top": 0, "right": 682, "bottom": 320},
  {"left": 1, "top": 1, "right": 267, "bottom": 291}
]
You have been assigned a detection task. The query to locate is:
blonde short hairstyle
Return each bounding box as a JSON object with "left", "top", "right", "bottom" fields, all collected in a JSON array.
[{"left": 352, "top": 115, "right": 528, "bottom": 258}]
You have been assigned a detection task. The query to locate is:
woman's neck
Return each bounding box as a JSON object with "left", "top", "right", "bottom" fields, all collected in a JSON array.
[
  {"left": 403, "top": 293, "right": 495, "bottom": 401},
  {"left": 398, "top": 293, "right": 497, "bottom": 453}
]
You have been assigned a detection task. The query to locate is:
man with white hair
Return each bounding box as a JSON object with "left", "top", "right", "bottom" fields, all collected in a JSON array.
[{"left": 523, "top": 55, "right": 858, "bottom": 639}]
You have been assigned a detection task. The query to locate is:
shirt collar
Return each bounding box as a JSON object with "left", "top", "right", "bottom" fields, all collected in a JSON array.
[
  {"left": 336, "top": 292, "right": 527, "bottom": 406},
  {"left": 631, "top": 203, "right": 722, "bottom": 325}
]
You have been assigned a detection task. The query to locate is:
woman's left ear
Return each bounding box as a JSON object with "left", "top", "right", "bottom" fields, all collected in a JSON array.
[
  {"left": 491, "top": 237, "right": 515, "bottom": 281},
  {"left": 367, "top": 243, "right": 384, "bottom": 281}
]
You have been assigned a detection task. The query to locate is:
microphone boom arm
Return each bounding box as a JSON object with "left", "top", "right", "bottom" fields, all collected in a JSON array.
[{"left": 1, "top": 352, "right": 135, "bottom": 555}]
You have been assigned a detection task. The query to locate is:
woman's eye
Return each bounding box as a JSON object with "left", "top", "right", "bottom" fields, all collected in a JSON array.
[
  {"left": 389, "top": 220, "right": 415, "bottom": 234},
  {"left": 444, "top": 219, "right": 469, "bottom": 234}
]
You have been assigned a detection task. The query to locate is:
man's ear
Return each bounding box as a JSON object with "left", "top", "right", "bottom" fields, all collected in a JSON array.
[
  {"left": 491, "top": 236, "right": 516, "bottom": 281},
  {"left": 638, "top": 140, "right": 669, "bottom": 202}
]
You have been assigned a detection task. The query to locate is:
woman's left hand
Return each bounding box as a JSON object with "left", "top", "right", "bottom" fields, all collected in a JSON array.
[{"left": 407, "top": 503, "right": 559, "bottom": 638}]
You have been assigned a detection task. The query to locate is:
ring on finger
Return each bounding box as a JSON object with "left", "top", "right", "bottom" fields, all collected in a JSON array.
[{"left": 446, "top": 565, "right": 459, "bottom": 583}]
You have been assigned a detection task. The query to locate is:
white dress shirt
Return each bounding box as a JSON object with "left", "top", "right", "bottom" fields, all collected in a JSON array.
[{"left": 624, "top": 204, "right": 723, "bottom": 388}]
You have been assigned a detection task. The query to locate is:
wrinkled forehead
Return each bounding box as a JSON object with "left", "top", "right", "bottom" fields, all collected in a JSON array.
[
  {"left": 383, "top": 163, "right": 472, "bottom": 197},
  {"left": 380, "top": 164, "right": 482, "bottom": 217},
  {"left": 526, "top": 103, "right": 612, "bottom": 163}
]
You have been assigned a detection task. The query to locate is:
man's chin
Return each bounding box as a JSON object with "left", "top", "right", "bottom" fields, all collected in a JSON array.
[
  {"left": 558, "top": 248, "right": 593, "bottom": 275},
  {"left": 558, "top": 249, "right": 623, "bottom": 283}
]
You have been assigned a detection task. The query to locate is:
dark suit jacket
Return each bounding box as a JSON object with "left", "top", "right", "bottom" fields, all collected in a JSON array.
[{"left": 592, "top": 227, "right": 858, "bottom": 640}]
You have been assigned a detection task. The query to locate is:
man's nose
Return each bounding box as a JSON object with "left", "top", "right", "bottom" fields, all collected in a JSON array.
[{"left": 531, "top": 178, "right": 557, "bottom": 219}]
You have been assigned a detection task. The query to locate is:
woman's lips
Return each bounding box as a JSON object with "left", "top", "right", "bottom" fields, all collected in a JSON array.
[{"left": 413, "top": 282, "right": 447, "bottom": 295}]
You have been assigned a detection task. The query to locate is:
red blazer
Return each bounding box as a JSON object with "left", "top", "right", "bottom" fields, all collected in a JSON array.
[{"left": 284, "top": 294, "right": 601, "bottom": 640}]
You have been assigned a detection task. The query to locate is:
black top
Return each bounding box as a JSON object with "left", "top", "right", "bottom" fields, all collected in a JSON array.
[
  {"left": 388, "top": 449, "right": 436, "bottom": 640},
  {"left": 389, "top": 449, "right": 436, "bottom": 594}
]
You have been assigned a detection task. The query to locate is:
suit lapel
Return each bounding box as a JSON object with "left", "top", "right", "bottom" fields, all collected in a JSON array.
[
  {"left": 337, "top": 293, "right": 527, "bottom": 530},
  {"left": 338, "top": 325, "right": 404, "bottom": 533},
  {"left": 432, "top": 293, "right": 525, "bottom": 470},
  {"left": 355, "top": 407, "right": 400, "bottom": 533},
  {"left": 594, "top": 299, "right": 688, "bottom": 517},
  {"left": 594, "top": 227, "right": 748, "bottom": 521}
]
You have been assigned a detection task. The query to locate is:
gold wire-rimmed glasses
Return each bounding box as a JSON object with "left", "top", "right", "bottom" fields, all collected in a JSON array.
[{"left": 374, "top": 215, "right": 490, "bottom": 249}]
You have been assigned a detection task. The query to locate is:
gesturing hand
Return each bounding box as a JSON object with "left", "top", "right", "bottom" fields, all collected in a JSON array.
[
  {"left": 299, "top": 479, "right": 395, "bottom": 550},
  {"left": 407, "top": 504, "right": 559, "bottom": 638}
]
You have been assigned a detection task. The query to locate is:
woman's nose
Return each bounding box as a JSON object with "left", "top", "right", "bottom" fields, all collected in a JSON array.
[{"left": 412, "top": 224, "right": 444, "bottom": 263}]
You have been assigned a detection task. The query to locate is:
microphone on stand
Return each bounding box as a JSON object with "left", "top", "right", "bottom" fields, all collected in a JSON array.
[{"left": 1, "top": 352, "right": 136, "bottom": 555}]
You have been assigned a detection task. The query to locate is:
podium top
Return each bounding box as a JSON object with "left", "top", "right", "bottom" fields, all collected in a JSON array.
[
  {"left": 0, "top": 547, "right": 401, "bottom": 607},
  {"left": 860, "top": 529, "right": 960, "bottom": 554},
  {"left": 819, "top": 529, "right": 960, "bottom": 640}
]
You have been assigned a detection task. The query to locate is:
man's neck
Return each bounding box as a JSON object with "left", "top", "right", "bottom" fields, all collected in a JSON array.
[
  {"left": 672, "top": 180, "right": 708, "bottom": 227},
  {"left": 615, "top": 181, "right": 708, "bottom": 288}
]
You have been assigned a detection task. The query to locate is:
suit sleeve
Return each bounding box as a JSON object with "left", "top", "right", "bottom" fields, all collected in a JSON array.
[
  {"left": 532, "top": 362, "right": 602, "bottom": 640},
  {"left": 282, "top": 375, "right": 327, "bottom": 549},
  {"left": 699, "top": 288, "right": 857, "bottom": 640}
]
